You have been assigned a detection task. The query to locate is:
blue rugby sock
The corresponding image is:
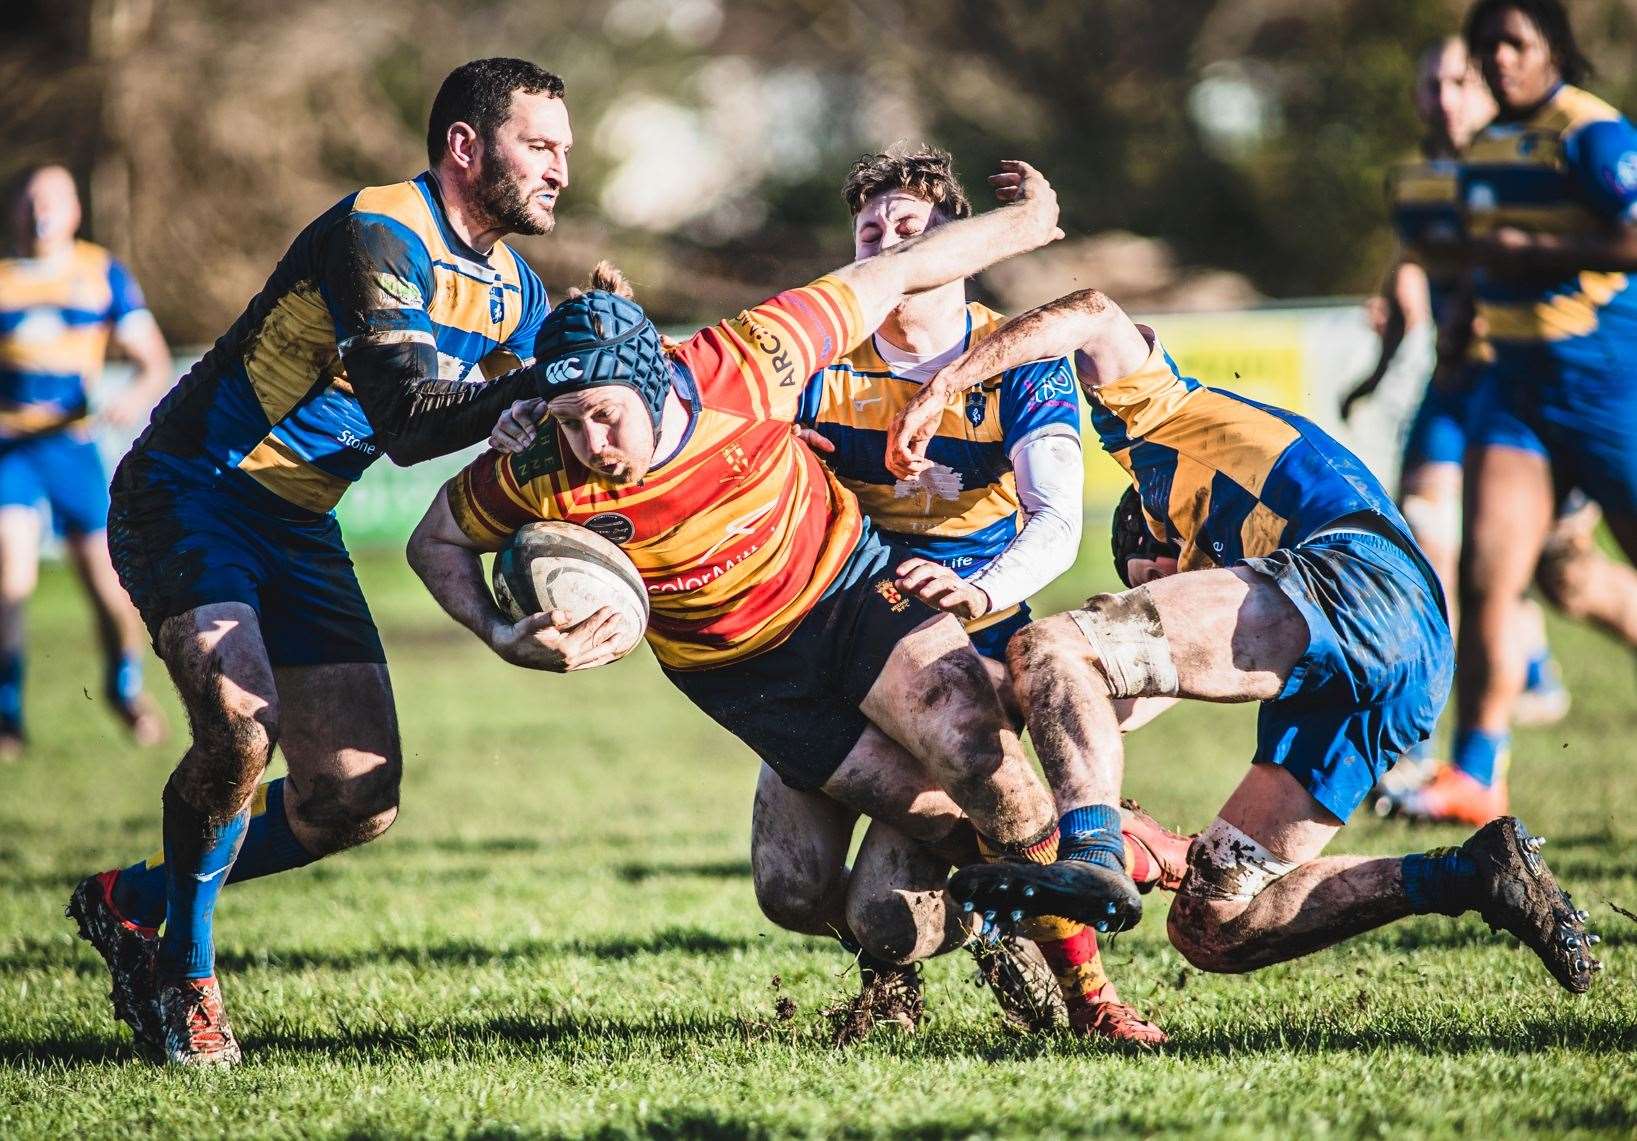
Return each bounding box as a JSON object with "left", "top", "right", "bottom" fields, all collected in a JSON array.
[
  {"left": 1523, "top": 648, "right": 1551, "bottom": 693},
  {"left": 115, "top": 778, "right": 316, "bottom": 930},
  {"left": 1058, "top": 804, "right": 1127, "bottom": 873},
  {"left": 1452, "top": 728, "right": 1508, "bottom": 787},
  {"left": 155, "top": 778, "right": 250, "bottom": 980},
  {"left": 1401, "top": 847, "right": 1477, "bottom": 917},
  {"left": 105, "top": 649, "right": 143, "bottom": 707},
  {"left": 0, "top": 651, "right": 23, "bottom": 733}
]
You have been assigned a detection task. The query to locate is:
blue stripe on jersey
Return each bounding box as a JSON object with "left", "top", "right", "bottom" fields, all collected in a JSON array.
[
  {"left": 884, "top": 512, "right": 1020, "bottom": 570},
  {"left": 0, "top": 370, "right": 92, "bottom": 410},
  {"left": 267, "top": 382, "right": 380, "bottom": 481},
  {"left": 813, "top": 422, "right": 1011, "bottom": 491}
]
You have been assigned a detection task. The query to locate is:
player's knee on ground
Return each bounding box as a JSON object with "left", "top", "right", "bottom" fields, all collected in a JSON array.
[
  {"left": 845, "top": 884, "right": 951, "bottom": 965},
  {"left": 752, "top": 854, "right": 846, "bottom": 935},
  {"left": 1166, "top": 818, "right": 1295, "bottom": 974}
]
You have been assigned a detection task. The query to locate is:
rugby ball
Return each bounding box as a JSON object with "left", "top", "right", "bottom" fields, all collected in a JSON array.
[{"left": 492, "top": 521, "right": 648, "bottom": 660}]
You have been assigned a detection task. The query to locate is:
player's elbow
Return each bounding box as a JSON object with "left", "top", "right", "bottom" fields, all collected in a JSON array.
[{"left": 384, "top": 438, "right": 434, "bottom": 467}]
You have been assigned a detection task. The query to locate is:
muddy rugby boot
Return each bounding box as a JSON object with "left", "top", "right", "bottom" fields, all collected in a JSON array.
[
  {"left": 967, "top": 933, "right": 1065, "bottom": 1033},
  {"left": 952, "top": 859, "right": 1143, "bottom": 935},
  {"left": 157, "top": 976, "right": 242, "bottom": 1067},
  {"left": 828, "top": 960, "right": 923, "bottom": 1047},
  {"left": 1120, "top": 798, "right": 1191, "bottom": 894},
  {"left": 1069, "top": 983, "right": 1168, "bottom": 1047},
  {"left": 66, "top": 870, "right": 161, "bottom": 1056},
  {"left": 1461, "top": 816, "right": 1601, "bottom": 994}
]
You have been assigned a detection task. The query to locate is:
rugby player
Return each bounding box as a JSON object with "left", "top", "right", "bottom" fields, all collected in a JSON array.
[
  {"left": 758, "top": 147, "right": 1180, "bottom": 1043},
  {"left": 409, "top": 161, "right": 1097, "bottom": 1036},
  {"left": 886, "top": 287, "right": 1601, "bottom": 995},
  {"left": 64, "top": 58, "right": 583, "bottom": 1066},
  {"left": 0, "top": 165, "right": 173, "bottom": 757},
  {"left": 1432, "top": 0, "right": 1637, "bottom": 824},
  {"left": 1341, "top": 36, "right": 1637, "bottom": 819}
]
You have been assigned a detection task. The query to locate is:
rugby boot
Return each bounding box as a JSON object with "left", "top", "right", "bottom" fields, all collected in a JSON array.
[
  {"left": 114, "top": 692, "right": 168, "bottom": 748},
  {"left": 1514, "top": 659, "right": 1571, "bottom": 728},
  {"left": 1386, "top": 764, "right": 1508, "bottom": 827},
  {"left": 828, "top": 960, "right": 923, "bottom": 1047},
  {"left": 1068, "top": 983, "right": 1168, "bottom": 1047},
  {"left": 1459, "top": 816, "right": 1600, "bottom": 994},
  {"left": 65, "top": 870, "right": 161, "bottom": 1055},
  {"left": 951, "top": 859, "right": 1143, "bottom": 935},
  {"left": 1119, "top": 799, "right": 1191, "bottom": 893},
  {"left": 967, "top": 933, "right": 1065, "bottom": 1033},
  {"left": 156, "top": 976, "right": 242, "bottom": 1067}
]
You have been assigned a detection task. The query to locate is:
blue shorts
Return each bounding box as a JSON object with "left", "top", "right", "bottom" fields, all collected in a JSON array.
[
  {"left": 1241, "top": 530, "right": 1452, "bottom": 822},
  {"left": 1469, "top": 353, "right": 1637, "bottom": 515},
  {"left": 107, "top": 449, "right": 384, "bottom": 666},
  {"left": 0, "top": 431, "right": 110, "bottom": 536},
  {"left": 1401, "top": 381, "right": 1471, "bottom": 470},
  {"left": 966, "top": 603, "right": 1030, "bottom": 661}
]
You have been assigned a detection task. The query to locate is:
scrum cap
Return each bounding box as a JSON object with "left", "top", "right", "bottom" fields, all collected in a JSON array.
[{"left": 534, "top": 290, "right": 672, "bottom": 428}]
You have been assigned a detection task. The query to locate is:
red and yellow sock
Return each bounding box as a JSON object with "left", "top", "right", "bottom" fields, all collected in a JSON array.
[{"left": 975, "top": 824, "right": 1114, "bottom": 1009}]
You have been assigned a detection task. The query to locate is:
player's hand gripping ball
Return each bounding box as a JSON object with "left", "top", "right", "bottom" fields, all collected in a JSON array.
[{"left": 493, "top": 521, "right": 649, "bottom": 664}]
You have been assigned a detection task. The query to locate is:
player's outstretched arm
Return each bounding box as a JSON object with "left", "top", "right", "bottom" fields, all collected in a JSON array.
[
  {"left": 832, "top": 160, "right": 1063, "bottom": 338},
  {"left": 407, "top": 487, "right": 625, "bottom": 672},
  {"left": 886, "top": 288, "right": 1149, "bottom": 477}
]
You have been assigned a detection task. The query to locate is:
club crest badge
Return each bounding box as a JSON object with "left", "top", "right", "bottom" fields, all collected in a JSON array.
[{"left": 965, "top": 390, "right": 987, "bottom": 427}]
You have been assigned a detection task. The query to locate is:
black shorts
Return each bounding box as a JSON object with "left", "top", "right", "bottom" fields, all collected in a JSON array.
[
  {"left": 663, "top": 527, "right": 937, "bottom": 791},
  {"left": 108, "top": 449, "right": 386, "bottom": 667}
]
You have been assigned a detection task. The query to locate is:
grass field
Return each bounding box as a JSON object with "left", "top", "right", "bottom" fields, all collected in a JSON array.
[{"left": 1, "top": 541, "right": 1634, "bottom": 1138}]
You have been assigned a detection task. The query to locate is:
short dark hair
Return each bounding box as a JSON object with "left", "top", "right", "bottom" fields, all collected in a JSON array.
[
  {"left": 426, "top": 58, "right": 565, "bottom": 167},
  {"left": 1463, "top": 0, "right": 1591, "bottom": 86},
  {"left": 841, "top": 145, "right": 971, "bottom": 221}
]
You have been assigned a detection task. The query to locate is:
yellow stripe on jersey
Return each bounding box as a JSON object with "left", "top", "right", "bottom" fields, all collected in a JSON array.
[
  {"left": 1480, "top": 272, "right": 1629, "bottom": 341},
  {"left": 243, "top": 283, "right": 338, "bottom": 426},
  {"left": 239, "top": 434, "right": 350, "bottom": 513}
]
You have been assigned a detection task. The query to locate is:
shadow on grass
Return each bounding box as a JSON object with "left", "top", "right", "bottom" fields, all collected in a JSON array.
[
  {"left": 614, "top": 858, "right": 751, "bottom": 884},
  {"left": 212, "top": 926, "right": 755, "bottom": 972}
]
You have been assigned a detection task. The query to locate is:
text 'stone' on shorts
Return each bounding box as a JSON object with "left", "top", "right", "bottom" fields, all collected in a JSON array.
[{"left": 107, "top": 449, "right": 385, "bottom": 667}]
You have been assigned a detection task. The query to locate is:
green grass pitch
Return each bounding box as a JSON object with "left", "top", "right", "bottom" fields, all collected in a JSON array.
[{"left": 1, "top": 543, "right": 1634, "bottom": 1138}]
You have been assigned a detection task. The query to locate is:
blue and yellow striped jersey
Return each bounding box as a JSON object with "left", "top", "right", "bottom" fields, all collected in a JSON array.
[
  {"left": 1091, "top": 338, "right": 1424, "bottom": 578},
  {"left": 1388, "top": 154, "right": 1465, "bottom": 324},
  {"left": 0, "top": 240, "right": 148, "bottom": 436},
  {"left": 796, "top": 302, "right": 1080, "bottom": 572},
  {"left": 137, "top": 172, "right": 550, "bottom": 513},
  {"left": 1461, "top": 84, "right": 1637, "bottom": 355}
]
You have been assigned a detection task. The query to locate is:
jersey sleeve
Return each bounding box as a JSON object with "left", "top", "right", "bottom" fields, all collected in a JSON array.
[
  {"left": 444, "top": 444, "right": 562, "bottom": 548},
  {"left": 105, "top": 257, "right": 150, "bottom": 326},
  {"left": 676, "top": 275, "right": 866, "bottom": 423},
  {"left": 1565, "top": 118, "right": 1637, "bottom": 223},
  {"left": 318, "top": 210, "right": 542, "bottom": 465},
  {"left": 999, "top": 355, "right": 1082, "bottom": 458}
]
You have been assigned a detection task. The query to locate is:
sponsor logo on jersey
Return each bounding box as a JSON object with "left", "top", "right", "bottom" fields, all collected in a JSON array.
[
  {"left": 585, "top": 511, "right": 636, "bottom": 544},
  {"left": 373, "top": 272, "right": 424, "bottom": 308}
]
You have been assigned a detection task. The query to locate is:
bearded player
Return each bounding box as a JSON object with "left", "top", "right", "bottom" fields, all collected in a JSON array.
[
  {"left": 64, "top": 59, "right": 592, "bottom": 1066},
  {"left": 0, "top": 165, "right": 174, "bottom": 756},
  {"left": 887, "top": 286, "right": 1601, "bottom": 997},
  {"left": 410, "top": 163, "right": 1126, "bottom": 1038}
]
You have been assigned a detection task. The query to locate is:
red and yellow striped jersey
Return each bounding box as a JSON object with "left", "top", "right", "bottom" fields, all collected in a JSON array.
[{"left": 446, "top": 276, "right": 867, "bottom": 670}]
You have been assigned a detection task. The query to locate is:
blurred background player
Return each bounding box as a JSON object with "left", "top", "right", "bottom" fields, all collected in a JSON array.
[
  {"left": 64, "top": 58, "right": 567, "bottom": 1067},
  {"left": 1422, "top": 0, "right": 1637, "bottom": 824},
  {"left": 0, "top": 165, "right": 172, "bottom": 758}
]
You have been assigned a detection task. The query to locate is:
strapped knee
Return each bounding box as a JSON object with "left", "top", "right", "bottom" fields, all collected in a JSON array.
[
  {"left": 1179, "top": 818, "right": 1296, "bottom": 904},
  {"left": 1066, "top": 587, "right": 1179, "bottom": 699}
]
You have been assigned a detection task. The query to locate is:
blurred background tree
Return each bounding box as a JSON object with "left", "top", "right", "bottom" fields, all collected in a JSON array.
[{"left": 5, "top": 0, "right": 1637, "bottom": 341}]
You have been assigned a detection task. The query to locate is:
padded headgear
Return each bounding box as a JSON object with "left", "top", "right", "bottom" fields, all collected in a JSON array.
[
  {"left": 1112, "top": 486, "right": 1180, "bottom": 588},
  {"left": 534, "top": 290, "right": 672, "bottom": 428}
]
